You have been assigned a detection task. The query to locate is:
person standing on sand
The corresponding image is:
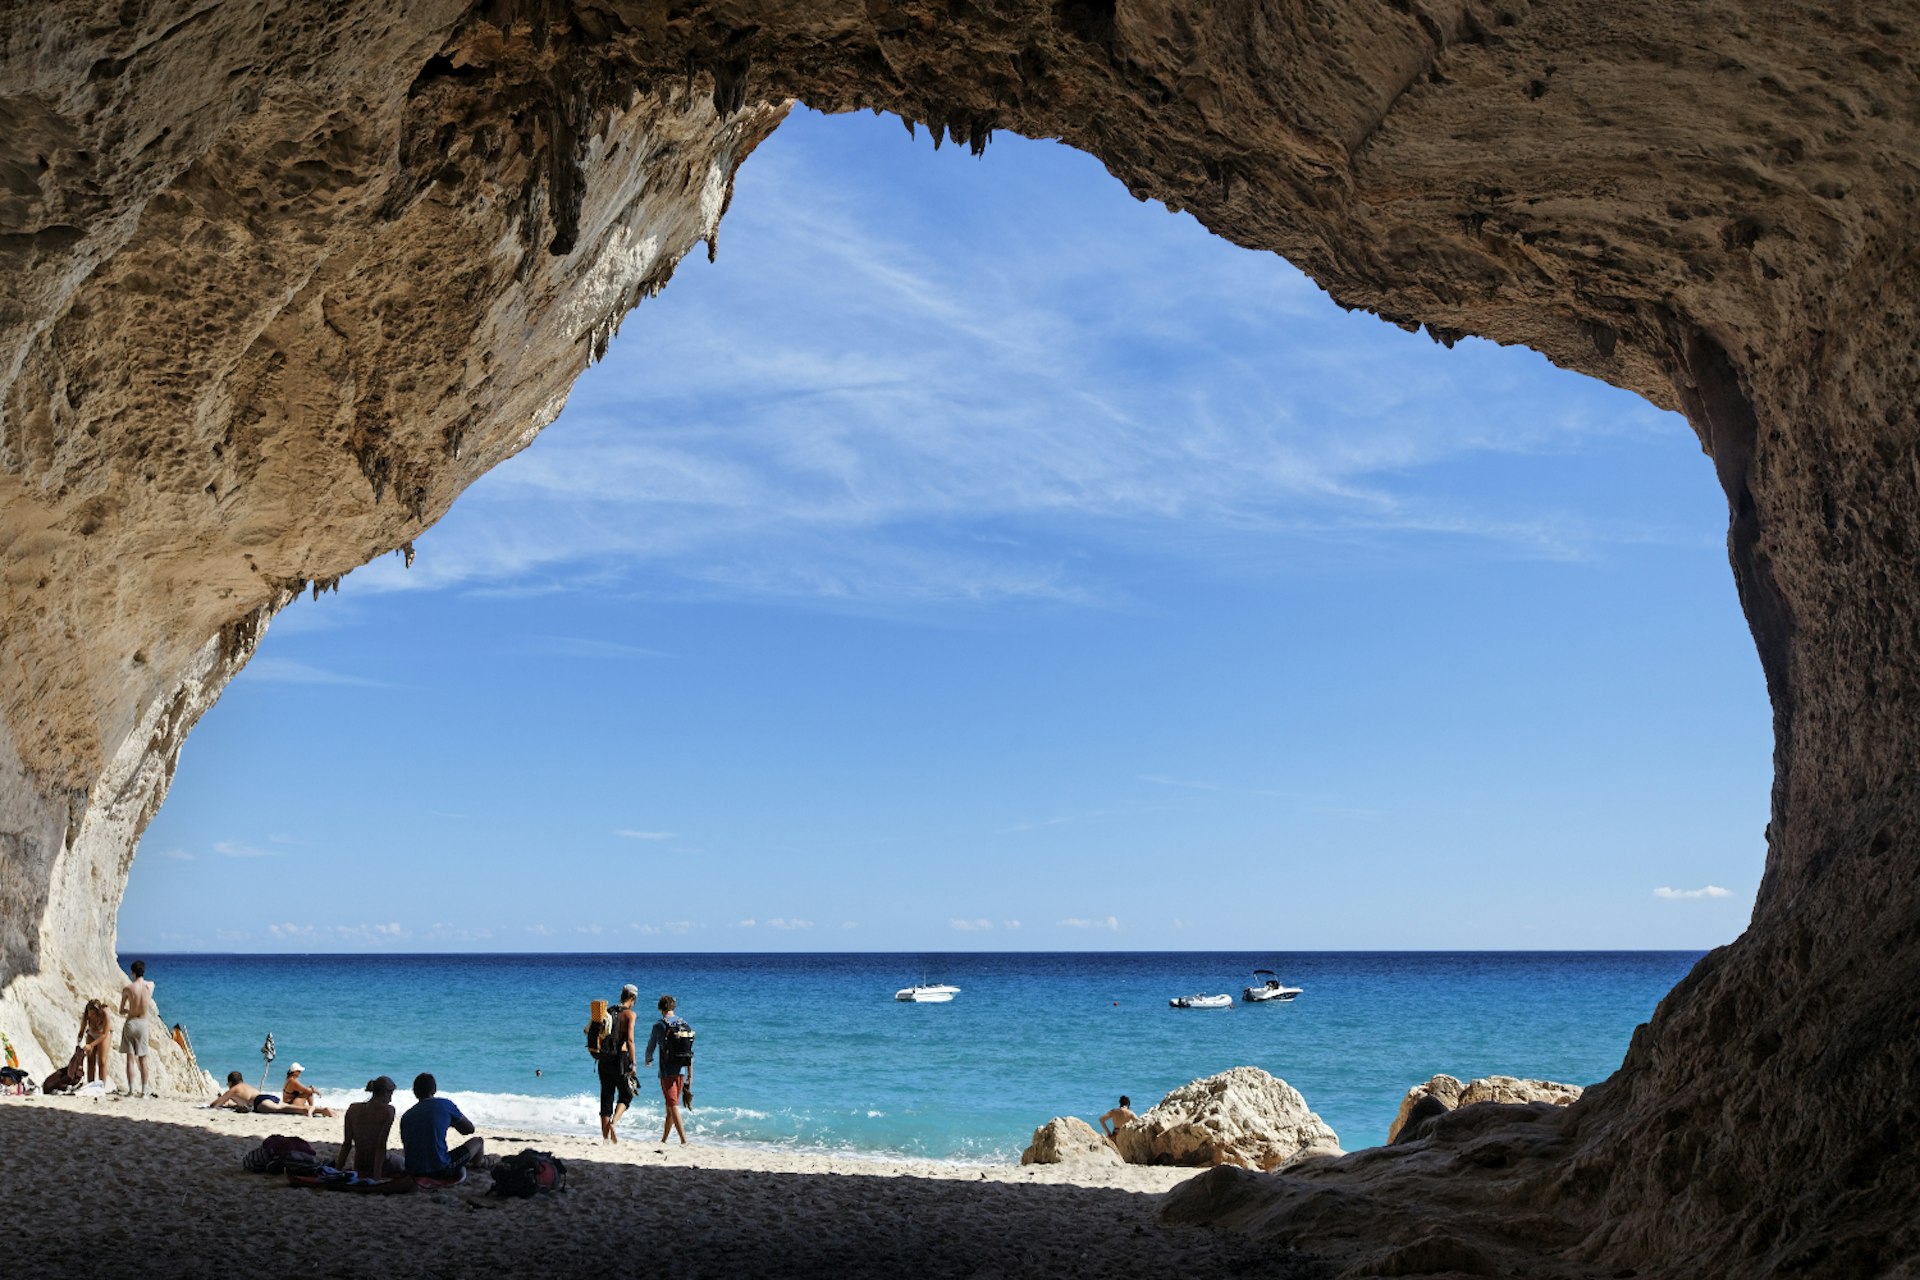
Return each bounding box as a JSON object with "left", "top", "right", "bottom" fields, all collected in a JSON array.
[
  {"left": 79, "top": 999, "right": 111, "bottom": 1086},
  {"left": 118, "top": 960, "right": 154, "bottom": 1096},
  {"left": 338, "top": 1076, "right": 405, "bottom": 1176},
  {"left": 400, "top": 1072, "right": 484, "bottom": 1177},
  {"left": 1099, "top": 1095, "right": 1137, "bottom": 1144},
  {"left": 598, "top": 984, "right": 639, "bottom": 1142},
  {"left": 643, "top": 993, "right": 690, "bottom": 1145}
]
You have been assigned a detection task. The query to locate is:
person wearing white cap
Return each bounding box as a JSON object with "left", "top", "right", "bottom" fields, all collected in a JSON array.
[
  {"left": 281, "top": 1061, "right": 321, "bottom": 1111},
  {"left": 597, "top": 985, "right": 640, "bottom": 1142}
]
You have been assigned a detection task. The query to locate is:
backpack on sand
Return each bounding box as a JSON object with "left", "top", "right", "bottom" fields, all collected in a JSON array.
[{"left": 489, "top": 1148, "right": 566, "bottom": 1198}]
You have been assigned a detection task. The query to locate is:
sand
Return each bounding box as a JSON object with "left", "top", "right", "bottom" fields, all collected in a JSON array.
[{"left": 0, "top": 1093, "right": 1320, "bottom": 1279}]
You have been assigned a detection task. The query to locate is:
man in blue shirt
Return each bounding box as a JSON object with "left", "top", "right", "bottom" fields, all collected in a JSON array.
[{"left": 399, "top": 1072, "right": 485, "bottom": 1177}]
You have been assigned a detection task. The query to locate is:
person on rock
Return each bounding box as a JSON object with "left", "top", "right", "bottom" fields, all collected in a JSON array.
[
  {"left": 399, "top": 1072, "right": 484, "bottom": 1178},
  {"left": 1099, "top": 1095, "right": 1137, "bottom": 1144},
  {"left": 118, "top": 960, "right": 154, "bottom": 1096}
]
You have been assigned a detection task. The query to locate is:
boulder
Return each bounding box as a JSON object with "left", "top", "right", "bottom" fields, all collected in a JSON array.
[
  {"left": 1389, "top": 1074, "right": 1583, "bottom": 1144},
  {"left": 1020, "top": 1116, "right": 1124, "bottom": 1166},
  {"left": 1114, "top": 1066, "right": 1343, "bottom": 1171}
]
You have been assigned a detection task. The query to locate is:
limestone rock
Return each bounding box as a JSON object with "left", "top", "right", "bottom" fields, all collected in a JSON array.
[
  {"left": 2, "top": 2, "right": 1920, "bottom": 1275},
  {"left": 1388, "top": 1074, "right": 1582, "bottom": 1144},
  {"left": 1020, "top": 1116, "right": 1123, "bottom": 1166},
  {"left": 1114, "top": 1067, "right": 1342, "bottom": 1172}
]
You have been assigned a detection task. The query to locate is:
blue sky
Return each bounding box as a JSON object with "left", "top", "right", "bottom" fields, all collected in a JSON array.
[{"left": 119, "top": 109, "right": 1772, "bottom": 953}]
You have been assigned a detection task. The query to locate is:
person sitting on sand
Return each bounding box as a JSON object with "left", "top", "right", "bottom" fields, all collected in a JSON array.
[
  {"left": 1099, "top": 1095, "right": 1137, "bottom": 1143},
  {"left": 337, "top": 1075, "right": 405, "bottom": 1177},
  {"left": 399, "top": 1072, "right": 484, "bottom": 1177},
  {"left": 208, "top": 1070, "right": 335, "bottom": 1117},
  {"left": 281, "top": 1062, "right": 321, "bottom": 1109}
]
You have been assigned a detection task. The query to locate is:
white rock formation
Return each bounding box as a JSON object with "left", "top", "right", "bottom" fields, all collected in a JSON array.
[
  {"left": 1114, "top": 1067, "right": 1343, "bottom": 1171},
  {"left": 1020, "top": 1116, "right": 1125, "bottom": 1166}
]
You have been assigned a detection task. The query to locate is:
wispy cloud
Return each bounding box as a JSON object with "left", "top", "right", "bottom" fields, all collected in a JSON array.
[
  {"left": 529, "top": 636, "right": 671, "bottom": 661},
  {"left": 948, "top": 918, "right": 994, "bottom": 932},
  {"left": 243, "top": 657, "right": 389, "bottom": 687},
  {"left": 1058, "top": 915, "right": 1121, "bottom": 931},
  {"left": 157, "top": 848, "right": 194, "bottom": 862},
  {"left": 615, "top": 830, "right": 677, "bottom": 841},
  {"left": 213, "top": 840, "right": 277, "bottom": 859},
  {"left": 267, "top": 922, "right": 313, "bottom": 938},
  {"left": 1654, "top": 885, "right": 1733, "bottom": 900},
  {"left": 340, "top": 118, "right": 1681, "bottom": 610},
  {"left": 767, "top": 917, "right": 813, "bottom": 930},
  {"left": 735, "top": 919, "right": 756, "bottom": 929}
]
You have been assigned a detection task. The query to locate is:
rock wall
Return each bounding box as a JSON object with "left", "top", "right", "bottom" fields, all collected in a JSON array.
[{"left": 2, "top": 1, "right": 1918, "bottom": 1273}]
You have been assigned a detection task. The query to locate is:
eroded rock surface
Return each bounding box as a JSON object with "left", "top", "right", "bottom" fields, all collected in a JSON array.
[
  {"left": 1387, "top": 1073, "right": 1583, "bottom": 1144},
  {"left": 1021, "top": 1116, "right": 1124, "bottom": 1166},
  {"left": 1113, "top": 1067, "right": 1343, "bottom": 1171},
  {"left": 2, "top": 1, "right": 1919, "bottom": 1274}
]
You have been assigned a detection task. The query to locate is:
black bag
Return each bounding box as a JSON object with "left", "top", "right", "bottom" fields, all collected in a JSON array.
[
  {"left": 658, "top": 1019, "right": 695, "bottom": 1072},
  {"left": 585, "top": 1011, "right": 612, "bottom": 1059},
  {"left": 489, "top": 1148, "right": 567, "bottom": 1198}
]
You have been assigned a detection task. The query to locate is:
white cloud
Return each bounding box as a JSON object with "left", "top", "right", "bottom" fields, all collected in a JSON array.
[
  {"left": 767, "top": 917, "right": 814, "bottom": 930},
  {"left": 340, "top": 119, "right": 1680, "bottom": 610},
  {"left": 157, "top": 848, "right": 194, "bottom": 862},
  {"left": 532, "top": 636, "right": 670, "bottom": 661},
  {"left": 735, "top": 919, "right": 756, "bottom": 929},
  {"left": 1002, "top": 920, "right": 1021, "bottom": 930},
  {"left": 615, "top": 830, "right": 677, "bottom": 841},
  {"left": 267, "top": 922, "right": 314, "bottom": 938},
  {"left": 1058, "top": 915, "right": 1121, "bottom": 931},
  {"left": 1654, "top": 885, "right": 1733, "bottom": 900},
  {"left": 840, "top": 921, "right": 858, "bottom": 930},
  {"left": 243, "top": 657, "right": 389, "bottom": 687},
  {"left": 213, "top": 840, "right": 276, "bottom": 859},
  {"left": 526, "top": 924, "right": 554, "bottom": 936},
  {"left": 948, "top": 918, "right": 994, "bottom": 932}
]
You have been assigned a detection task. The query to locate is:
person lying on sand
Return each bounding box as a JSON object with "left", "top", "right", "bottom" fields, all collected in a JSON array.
[
  {"left": 208, "top": 1070, "right": 335, "bottom": 1117},
  {"left": 337, "top": 1075, "right": 405, "bottom": 1177}
]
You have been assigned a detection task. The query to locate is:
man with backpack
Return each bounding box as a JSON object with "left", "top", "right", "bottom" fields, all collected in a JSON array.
[
  {"left": 643, "top": 993, "right": 694, "bottom": 1145},
  {"left": 595, "top": 984, "right": 639, "bottom": 1142}
]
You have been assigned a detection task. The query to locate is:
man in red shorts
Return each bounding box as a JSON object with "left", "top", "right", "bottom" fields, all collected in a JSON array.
[{"left": 643, "top": 993, "right": 690, "bottom": 1145}]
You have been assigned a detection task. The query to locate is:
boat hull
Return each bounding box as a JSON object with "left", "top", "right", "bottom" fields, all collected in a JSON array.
[
  {"left": 1169, "top": 995, "right": 1233, "bottom": 1009},
  {"left": 895, "top": 985, "right": 960, "bottom": 1002}
]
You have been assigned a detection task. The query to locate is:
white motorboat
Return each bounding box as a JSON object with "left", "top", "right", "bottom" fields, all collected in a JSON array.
[
  {"left": 895, "top": 984, "right": 961, "bottom": 1003},
  {"left": 1242, "top": 969, "right": 1302, "bottom": 1003},
  {"left": 1168, "top": 993, "right": 1233, "bottom": 1009}
]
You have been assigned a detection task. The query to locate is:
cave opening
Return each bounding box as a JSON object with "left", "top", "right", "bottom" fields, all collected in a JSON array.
[{"left": 118, "top": 107, "right": 1769, "bottom": 1146}]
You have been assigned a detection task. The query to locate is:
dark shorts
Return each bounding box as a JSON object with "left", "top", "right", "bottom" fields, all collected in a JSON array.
[
  {"left": 659, "top": 1073, "right": 683, "bottom": 1106},
  {"left": 252, "top": 1094, "right": 281, "bottom": 1112},
  {"left": 598, "top": 1056, "right": 634, "bottom": 1117}
]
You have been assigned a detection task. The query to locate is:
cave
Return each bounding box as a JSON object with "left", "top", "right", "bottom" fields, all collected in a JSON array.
[{"left": 2, "top": 2, "right": 1916, "bottom": 1275}]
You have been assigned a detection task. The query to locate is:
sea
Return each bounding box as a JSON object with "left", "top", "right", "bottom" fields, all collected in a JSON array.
[{"left": 133, "top": 950, "right": 1700, "bottom": 1163}]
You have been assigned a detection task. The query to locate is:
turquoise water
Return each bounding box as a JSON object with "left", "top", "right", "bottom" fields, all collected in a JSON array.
[{"left": 133, "top": 951, "right": 1698, "bottom": 1162}]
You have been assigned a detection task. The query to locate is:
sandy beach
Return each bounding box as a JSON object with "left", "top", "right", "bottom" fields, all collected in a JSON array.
[{"left": 0, "top": 1093, "right": 1318, "bottom": 1279}]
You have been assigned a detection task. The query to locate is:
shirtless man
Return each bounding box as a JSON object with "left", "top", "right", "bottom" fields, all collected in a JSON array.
[
  {"left": 208, "top": 1070, "right": 336, "bottom": 1117},
  {"left": 118, "top": 960, "right": 154, "bottom": 1096},
  {"left": 337, "top": 1076, "right": 405, "bottom": 1176},
  {"left": 1099, "top": 1095, "right": 1137, "bottom": 1144}
]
